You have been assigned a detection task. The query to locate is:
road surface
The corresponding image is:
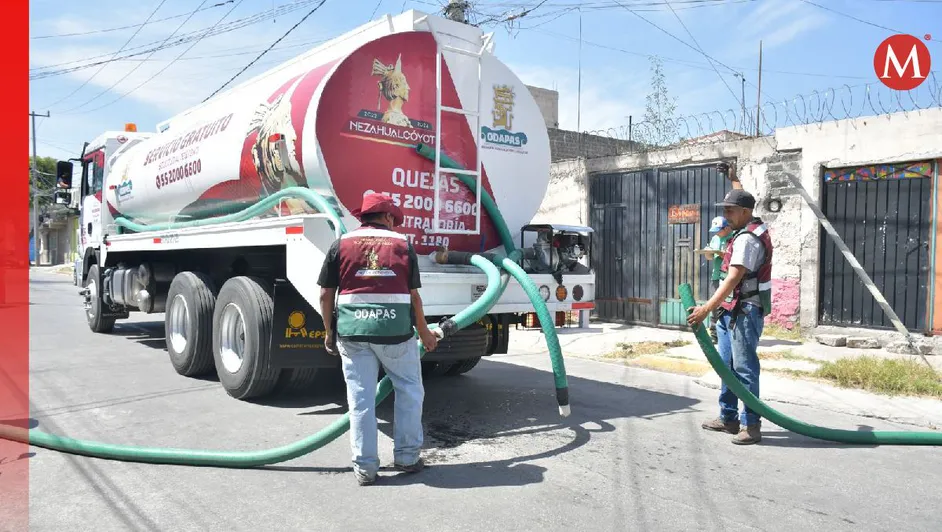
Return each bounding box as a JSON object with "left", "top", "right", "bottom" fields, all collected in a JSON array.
[{"left": 11, "top": 271, "right": 942, "bottom": 531}]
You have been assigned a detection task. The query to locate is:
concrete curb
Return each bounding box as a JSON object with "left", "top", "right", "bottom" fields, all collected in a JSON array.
[{"left": 693, "top": 372, "right": 942, "bottom": 431}]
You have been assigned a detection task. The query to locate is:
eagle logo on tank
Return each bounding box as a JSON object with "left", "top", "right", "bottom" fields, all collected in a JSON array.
[
  {"left": 177, "top": 32, "right": 505, "bottom": 256},
  {"left": 316, "top": 31, "right": 503, "bottom": 256}
]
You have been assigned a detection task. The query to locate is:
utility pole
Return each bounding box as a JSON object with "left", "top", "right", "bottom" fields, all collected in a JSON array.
[
  {"left": 30, "top": 110, "right": 49, "bottom": 266},
  {"left": 443, "top": 0, "right": 469, "bottom": 23},
  {"left": 577, "top": 6, "right": 582, "bottom": 133},
  {"left": 755, "top": 40, "right": 762, "bottom": 136},
  {"left": 735, "top": 73, "right": 746, "bottom": 134}
]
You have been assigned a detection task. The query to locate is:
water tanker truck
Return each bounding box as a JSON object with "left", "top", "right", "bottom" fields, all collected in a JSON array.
[{"left": 56, "top": 10, "right": 596, "bottom": 400}]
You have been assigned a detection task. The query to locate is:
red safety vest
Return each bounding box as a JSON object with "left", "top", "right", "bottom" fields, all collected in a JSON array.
[
  {"left": 719, "top": 218, "right": 773, "bottom": 316},
  {"left": 335, "top": 224, "right": 414, "bottom": 340}
]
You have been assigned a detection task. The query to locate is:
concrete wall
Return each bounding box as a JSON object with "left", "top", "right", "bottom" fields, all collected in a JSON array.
[
  {"left": 536, "top": 107, "right": 942, "bottom": 334},
  {"left": 776, "top": 108, "right": 942, "bottom": 332},
  {"left": 526, "top": 85, "right": 559, "bottom": 129}
]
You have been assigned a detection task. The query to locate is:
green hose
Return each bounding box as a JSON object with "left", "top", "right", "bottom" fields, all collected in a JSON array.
[
  {"left": 498, "top": 253, "right": 569, "bottom": 415},
  {"left": 678, "top": 283, "right": 942, "bottom": 445},
  {"left": 415, "top": 143, "right": 516, "bottom": 254},
  {"left": 2, "top": 168, "right": 572, "bottom": 465},
  {"left": 415, "top": 143, "right": 570, "bottom": 414},
  {"left": 0, "top": 255, "right": 503, "bottom": 467},
  {"left": 113, "top": 188, "right": 346, "bottom": 235}
]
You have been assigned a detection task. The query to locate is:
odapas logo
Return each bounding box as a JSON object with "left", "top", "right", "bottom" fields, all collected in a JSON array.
[{"left": 873, "top": 34, "right": 932, "bottom": 91}]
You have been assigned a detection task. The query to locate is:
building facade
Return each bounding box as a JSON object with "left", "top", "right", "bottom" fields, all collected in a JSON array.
[{"left": 534, "top": 107, "right": 942, "bottom": 337}]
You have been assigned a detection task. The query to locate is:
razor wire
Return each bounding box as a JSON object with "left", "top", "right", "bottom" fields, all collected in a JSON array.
[{"left": 578, "top": 74, "right": 942, "bottom": 158}]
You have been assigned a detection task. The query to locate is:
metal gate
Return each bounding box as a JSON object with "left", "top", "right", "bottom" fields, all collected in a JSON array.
[
  {"left": 818, "top": 160, "right": 935, "bottom": 331},
  {"left": 656, "top": 165, "right": 729, "bottom": 326},
  {"left": 589, "top": 170, "right": 658, "bottom": 324},
  {"left": 588, "top": 164, "right": 729, "bottom": 326}
]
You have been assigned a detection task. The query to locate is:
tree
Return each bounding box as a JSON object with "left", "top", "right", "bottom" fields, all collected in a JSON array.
[
  {"left": 29, "top": 155, "right": 59, "bottom": 211},
  {"left": 638, "top": 56, "right": 679, "bottom": 148},
  {"left": 443, "top": 1, "right": 470, "bottom": 23}
]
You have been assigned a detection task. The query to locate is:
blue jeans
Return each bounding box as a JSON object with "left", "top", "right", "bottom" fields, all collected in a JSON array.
[
  {"left": 337, "top": 338, "right": 425, "bottom": 477},
  {"left": 715, "top": 302, "right": 763, "bottom": 426}
]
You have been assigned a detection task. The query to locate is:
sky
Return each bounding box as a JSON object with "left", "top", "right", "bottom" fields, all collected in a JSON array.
[{"left": 28, "top": 0, "right": 942, "bottom": 162}]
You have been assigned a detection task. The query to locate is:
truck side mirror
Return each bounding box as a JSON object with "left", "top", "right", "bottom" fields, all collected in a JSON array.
[{"left": 56, "top": 160, "right": 74, "bottom": 189}]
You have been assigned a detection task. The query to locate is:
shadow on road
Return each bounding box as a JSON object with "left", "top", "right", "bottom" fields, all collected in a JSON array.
[
  {"left": 111, "top": 322, "right": 169, "bottom": 352},
  {"left": 253, "top": 358, "right": 702, "bottom": 488}
]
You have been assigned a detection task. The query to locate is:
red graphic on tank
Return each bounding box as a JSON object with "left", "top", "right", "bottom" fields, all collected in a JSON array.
[
  {"left": 179, "top": 60, "right": 338, "bottom": 219},
  {"left": 316, "top": 31, "right": 500, "bottom": 255}
]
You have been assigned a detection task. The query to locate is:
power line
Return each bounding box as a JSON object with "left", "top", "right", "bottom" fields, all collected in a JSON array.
[
  {"left": 367, "top": 0, "right": 385, "bottom": 21},
  {"left": 473, "top": 0, "right": 756, "bottom": 16},
  {"left": 66, "top": 0, "right": 246, "bottom": 115},
  {"left": 529, "top": 28, "right": 869, "bottom": 80},
  {"left": 95, "top": 37, "right": 332, "bottom": 63},
  {"left": 203, "top": 0, "right": 329, "bottom": 102},
  {"left": 55, "top": 0, "right": 210, "bottom": 114},
  {"left": 797, "top": 0, "right": 942, "bottom": 43},
  {"left": 607, "top": 0, "right": 741, "bottom": 76},
  {"left": 28, "top": 0, "right": 325, "bottom": 76},
  {"left": 30, "top": 1, "right": 235, "bottom": 39},
  {"left": 43, "top": 0, "right": 170, "bottom": 111},
  {"left": 661, "top": 1, "right": 745, "bottom": 110}
]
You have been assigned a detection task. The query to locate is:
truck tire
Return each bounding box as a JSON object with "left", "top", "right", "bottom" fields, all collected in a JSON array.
[
  {"left": 422, "top": 361, "right": 454, "bottom": 379},
  {"left": 212, "top": 276, "right": 280, "bottom": 400},
  {"left": 422, "top": 320, "right": 489, "bottom": 378},
  {"left": 84, "top": 264, "right": 115, "bottom": 333},
  {"left": 165, "top": 272, "right": 217, "bottom": 377},
  {"left": 444, "top": 356, "right": 482, "bottom": 376},
  {"left": 274, "top": 366, "right": 343, "bottom": 396}
]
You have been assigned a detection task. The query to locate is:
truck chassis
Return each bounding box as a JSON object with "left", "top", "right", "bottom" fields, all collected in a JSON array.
[{"left": 78, "top": 214, "right": 595, "bottom": 400}]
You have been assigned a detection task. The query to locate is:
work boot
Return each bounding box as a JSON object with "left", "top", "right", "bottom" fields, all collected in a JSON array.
[
  {"left": 701, "top": 417, "right": 740, "bottom": 434},
  {"left": 731, "top": 424, "right": 762, "bottom": 445},
  {"left": 394, "top": 457, "right": 425, "bottom": 474},
  {"left": 354, "top": 468, "right": 376, "bottom": 486}
]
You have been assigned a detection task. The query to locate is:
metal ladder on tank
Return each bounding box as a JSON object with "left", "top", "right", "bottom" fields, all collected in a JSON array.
[{"left": 419, "top": 16, "right": 493, "bottom": 238}]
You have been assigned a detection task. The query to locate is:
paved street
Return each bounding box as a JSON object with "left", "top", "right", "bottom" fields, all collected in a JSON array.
[{"left": 15, "top": 271, "right": 942, "bottom": 531}]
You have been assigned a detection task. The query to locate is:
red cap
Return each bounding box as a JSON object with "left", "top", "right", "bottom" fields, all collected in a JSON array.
[{"left": 350, "top": 192, "right": 404, "bottom": 226}]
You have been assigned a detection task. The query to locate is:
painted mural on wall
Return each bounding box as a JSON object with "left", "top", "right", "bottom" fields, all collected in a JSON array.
[{"left": 823, "top": 160, "right": 933, "bottom": 182}]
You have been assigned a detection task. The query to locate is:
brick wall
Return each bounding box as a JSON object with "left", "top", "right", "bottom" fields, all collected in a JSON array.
[{"left": 547, "top": 129, "right": 638, "bottom": 162}]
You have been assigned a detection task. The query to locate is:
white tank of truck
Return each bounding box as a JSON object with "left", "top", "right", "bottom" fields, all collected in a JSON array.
[{"left": 105, "top": 11, "right": 551, "bottom": 256}]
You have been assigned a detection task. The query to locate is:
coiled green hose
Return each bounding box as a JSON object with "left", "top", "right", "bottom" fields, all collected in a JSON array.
[{"left": 679, "top": 283, "right": 942, "bottom": 445}]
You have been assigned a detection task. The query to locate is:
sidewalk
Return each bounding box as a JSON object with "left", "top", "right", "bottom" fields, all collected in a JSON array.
[
  {"left": 508, "top": 321, "right": 942, "bottom": 430},
  {"left": 30, "top": 264, "right": 74, "bottom": 275}
]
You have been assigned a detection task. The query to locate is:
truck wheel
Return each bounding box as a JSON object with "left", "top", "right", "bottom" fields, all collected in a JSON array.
[
  {"left": 275, "top": 366, "right": 343, "bottom": 396},
  {"left": 165, "top": 272, "right": 217, "bottom": 377},
  {"left": 84, "top": 264, "right": 115, "bottom": 333},
  {"left": 444, "top": 356, "right": 482, "bottom": 376},
  {"left": 212, "top": 276, "right": 280, "bottom": 400}
]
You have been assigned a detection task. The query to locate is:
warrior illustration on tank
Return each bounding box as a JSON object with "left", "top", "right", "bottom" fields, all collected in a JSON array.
[
  {"left": 371, "top": 54, "right": 412, "bottom": 128},
  {"left": 246, "top": 90, "right": 311, "bottom": 215}
]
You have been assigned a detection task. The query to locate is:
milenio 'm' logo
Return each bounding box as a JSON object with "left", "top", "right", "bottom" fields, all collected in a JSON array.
[{"left": 873, "top": 34, "right": 932, "bottom": 91}]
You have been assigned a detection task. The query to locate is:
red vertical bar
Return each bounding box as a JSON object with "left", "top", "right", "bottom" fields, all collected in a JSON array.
[{"left": 1, "top": 2, "right": 30, "bottom": 530}]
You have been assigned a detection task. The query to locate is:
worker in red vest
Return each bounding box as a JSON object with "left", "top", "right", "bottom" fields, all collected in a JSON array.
[
  {"left": 318, "top": 192, "right": 439, "bottom": 485},
  {"left": 687, "top": 167, "right": 773, "bottom": 445}
]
